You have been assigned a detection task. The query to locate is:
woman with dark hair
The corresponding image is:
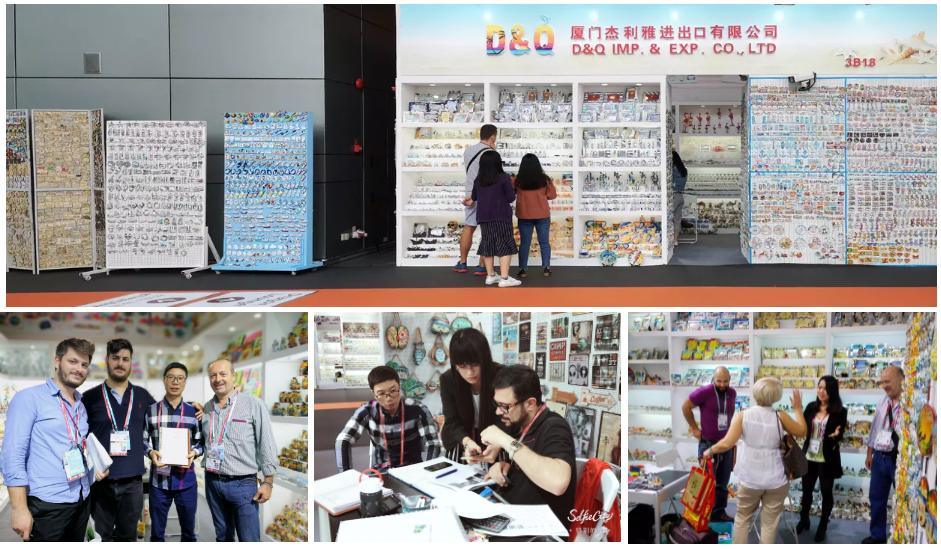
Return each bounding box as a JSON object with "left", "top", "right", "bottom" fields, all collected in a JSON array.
[
  {"left": 513, "top": 153, "right": 557, "bottom": 278},
  {"left": 464, "top": 150, "right": 521, "bottom": 287},
  {"left": 439, "top": 328, "right": 503, "bottom": 461},
  {"left": 797, "top": 375, "right": 848, "bottom": 541}
]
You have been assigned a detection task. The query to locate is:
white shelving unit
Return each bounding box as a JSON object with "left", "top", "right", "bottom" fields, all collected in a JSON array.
[
  {"left": 396, "top": 76, "right": 671, "bottom": 267},
  {"left": 628, "top": 313, "right": 911, "bottom": 518}
]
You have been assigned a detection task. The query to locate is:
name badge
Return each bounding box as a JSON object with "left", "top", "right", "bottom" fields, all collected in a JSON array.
[
  {"left": 63, "top": 446, "right": 87, "bottom": 481},
  {"left": 809, "top": 438, "right": 822, "bottom": 455},
  {"left": 206, "top": 444, "right": 225, "bottom": 473},
  {"left": 110, "top": 430, "right": 131, "bottom": 456},
  {"left": 717, "top": 413, "right": 729, "bottom": 431},
  {"left": 875, "top": 429, "right": 893, "bottom": 449}
]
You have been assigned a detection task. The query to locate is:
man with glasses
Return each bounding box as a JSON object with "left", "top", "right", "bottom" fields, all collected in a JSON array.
[
  {"left": 335, "top": 365, "right": 442, "bottom": 472},
  {"left": 83, "top": 338, "right": 156, "bottom": 541},
  {"left": 478, "top": 366, "right": 576, "bottom": 527},
  {"left": 143, "top": 363, "right": 202, "bottom": 542}
]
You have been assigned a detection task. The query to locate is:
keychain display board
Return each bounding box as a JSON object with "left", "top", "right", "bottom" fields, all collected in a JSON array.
[
  {"left": 6, "top": 110, "right": 36, "bottom": 272},
  {"left": 396, "top": 77, "right": 670, "bottom": 267},
  {"left": 105, "top": 121, "right": 207, "bottom": 269},
  {"left": 30, "top": 109, "right": 105, "bottom": 271},
  {"left": 214, "top": 112, "right": 320, "bottom": 273},
  {"left": 628, "top": 311, "right": 929, "bottom": 523},
  {"left": 745, "top": 77, "right": 936, "bottom": 265}
]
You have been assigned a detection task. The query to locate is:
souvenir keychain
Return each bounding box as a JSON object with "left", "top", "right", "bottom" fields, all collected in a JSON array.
[
  {"left": 412, "top": 327, "right": 427, "bottom": 365},
  {"left": 430, "top": 334, "right": 449, "bottom": 367},
  {"left": 430, "top": 313, "right": 451, "bottom": 335}
]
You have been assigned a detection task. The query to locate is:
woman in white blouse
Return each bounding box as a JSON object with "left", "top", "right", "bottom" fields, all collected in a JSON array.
[{"left": 702, "top": 377, "right": 807, "bottom": 544}]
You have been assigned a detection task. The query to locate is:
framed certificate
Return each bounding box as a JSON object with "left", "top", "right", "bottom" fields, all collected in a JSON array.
[{"left": 159, "top": 427, "right": 191, "bottom": 466}]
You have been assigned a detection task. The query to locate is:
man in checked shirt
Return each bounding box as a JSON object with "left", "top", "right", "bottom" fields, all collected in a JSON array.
[
  {"left": 143, "top": 362, "right": 203, "bottom": 542},
  {"left": 335, "top": 365, "right": 442, "bottom": 472}
]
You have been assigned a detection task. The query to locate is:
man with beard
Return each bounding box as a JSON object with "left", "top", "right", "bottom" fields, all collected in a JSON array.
[
  {"left": 83, "top": 338, "right": 156, "bottom": 541},
  {"left": 1, "top": 338, "right": 105, "bottom": 541},
  {"left": 682, "top": 366, "right": 736, "bottom": 522},
  {"left": 201, "top": 358, "right": 278, "bottom": 542},
  {"left": 478, "top": 366, "right": 576, "bottom": 527}
]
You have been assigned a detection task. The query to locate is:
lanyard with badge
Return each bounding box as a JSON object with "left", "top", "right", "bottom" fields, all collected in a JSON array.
[
  {"left": 155, "top": 400, "right": 185, "bottom": 477},
  {"left": 809, "top": 413, "right": 828, "bottom": 455},
  {"left": 875, "top": 399, "right": 898, "bottom": 449},
  {"left": 508, "top": 403, "right": 547, "bottom": 474},
  {"left": 102, "top": 384, "right": 134, "bottom": 457},
  {"left": 206, "top": 396, "right": 237, "bottom": 473},
  {"left": 59, "top": 395, "right": 89, "bottom": 481},
  {"left": 377, "top": 401, "right": 405, "bottom": 469},
  {"left": 715, "top": 387, "right": 730, "bottom": 432}
]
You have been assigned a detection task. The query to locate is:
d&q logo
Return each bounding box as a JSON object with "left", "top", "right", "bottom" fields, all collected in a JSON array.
[{"left": 486, "top": 18, "right": 555, "bottom": 56}]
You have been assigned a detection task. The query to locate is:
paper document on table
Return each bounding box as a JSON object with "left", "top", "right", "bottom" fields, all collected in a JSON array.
[
  {"left": 336, "top": 507, "right": 467, "bottom": 543},
  {"left": 495, "top": 504, "right": 569, "bottom": 537},
  {"left": 86, "top": 432, "right": 113, "bottom": 481},
  {"left": 389, "top": 457, "right": 496, "bottom": 500},
  {"left": 433, "top": 487, "right": 503, "bottom": 519},
  {"left": 159, "top": 427, "right": 191, "bottom": 466},
  {"left": 312, "top": 469, "right": 393, "bottom": 515}
]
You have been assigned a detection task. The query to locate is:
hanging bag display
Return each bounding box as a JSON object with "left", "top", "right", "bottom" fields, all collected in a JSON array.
[
  {"left": 412, "top": 327, "right": 427, "bottom": 365},
  {"left": 777, "top": 413, "right": 808, "bottom": 480},
  {"left": 681, "top": 457, "right": 716, "bottom": 533},
  {"left": 450, "top": 313, "right": 473, "bottom": 332},
  {"left": 431, "top": 313, "right": 451, "bottom": 335},
  {"left": 430, "top": 334, "right": 449, "bottom": 367}
]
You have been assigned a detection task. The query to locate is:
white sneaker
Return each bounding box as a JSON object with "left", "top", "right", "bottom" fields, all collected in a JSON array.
[
  {"left": 498, "top": 276, "right": 522, "bottom": 288},
  {"left": 485, "top": 275, "right": 501, "bottom": 285}
]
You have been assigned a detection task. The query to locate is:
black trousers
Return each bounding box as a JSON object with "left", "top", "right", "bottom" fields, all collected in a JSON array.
[
  {"left": 800, "top": 460, "right": 835, "bottom": 522},
  {"left": 27, "top": 495, "right": 91, "bottom": 542},
  {"left": 91, "top": 476, "right": 145, "bottom": 541}
]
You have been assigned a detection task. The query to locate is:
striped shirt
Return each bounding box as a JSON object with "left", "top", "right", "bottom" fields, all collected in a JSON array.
[
  {"left": 200, "top": 393, "right": 278, "bottom": 477},
  {"left": 143, "top": 398, "right": 204, "bottom": 490},
  {"left": 335, "top": 398, "right": 442, "bottom": 472},
  {"left": 867, "top": 396, "right": 901, "bottom": 452}
]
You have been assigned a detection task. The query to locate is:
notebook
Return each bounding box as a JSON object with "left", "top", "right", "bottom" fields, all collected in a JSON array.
[{"left": 313, "top": 469, "right": 394, "bottom": 515}]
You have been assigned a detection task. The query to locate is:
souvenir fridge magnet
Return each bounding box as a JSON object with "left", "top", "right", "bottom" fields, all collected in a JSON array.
[
  {"left": 430, "top": 313, "right": 451, "bottom": 335},
  {"left": 450, "top": 313, "right": 473, "bottom": 332},
  {"left": 430, "top": 335, "right": 449, "bottom": 367}
]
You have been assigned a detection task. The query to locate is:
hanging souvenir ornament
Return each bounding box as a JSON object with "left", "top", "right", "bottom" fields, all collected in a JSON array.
[
  {"left": 401, "top": 376, "right": 427, "bottom": 400},
  {"left": 412, "top": 327, "right": 427, "bottom": 365},
  {"left": 385, "top": 354, "right": 409, "bottom": 381},
  {"left": 430, "top": 334, "right": 449, "bottom": 367},
  {"left": 424, "top": 370, "right": 442, "bottom": 393},
  {"left": 450, "top": 313, "right": 473, "bottom": 332},
  {"left": 386, "top": 312, "right": 409, "bottom": 350},
  {"left": 430, "top": 313, "right": 451, "bottom": 335}
]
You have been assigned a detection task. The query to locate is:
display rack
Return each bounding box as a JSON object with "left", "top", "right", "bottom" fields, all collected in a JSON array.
[
  {"left": 745, "top": 77, "right": 937, "bottom": 265},
  {"left": 6, "top": 110, "right": 36, "bottom": 273},
  {"left": 213, "top": 112, "right": 321, "bottom": 275},
  {"left": 628, "top": 312, "right": 918, "bottom": 521},
  {"left": 84, "top": 120, "right": 213, "bottom": 280},
  {"left": 30, "top": 109, "right": 105, "bottom": 272},
  {"left": 396, "top": 76, "right": 670, "bottom": 267}
]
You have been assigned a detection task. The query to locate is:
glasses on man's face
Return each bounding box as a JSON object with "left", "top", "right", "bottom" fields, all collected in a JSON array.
[
  {"left": 494, "top": 401, "right": 519, "bottom": 414},
  {"left": 164, "top": 375, "right": 186, "bottom": 384},
  {"left": 375, "top": 387, "right": 400, "bottom": 400}
]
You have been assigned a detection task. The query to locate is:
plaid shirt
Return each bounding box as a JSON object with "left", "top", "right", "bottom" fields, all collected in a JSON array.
[
  {"left": 144, "top": 398, "right": 203, "bottom": 490},
  {"left": 335, "top": 398, "right": 442, "bottom": 472}
]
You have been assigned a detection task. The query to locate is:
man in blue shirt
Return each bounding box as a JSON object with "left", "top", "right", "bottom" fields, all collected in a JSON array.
[
  {"left": 0, "top": 338, "right": 102, "bottom": 541},
  {"left": 82, "top": 339, "right": 156, "bottom": 541},
  {"left": 143, "top": 362, "right": 203, "bottom": 542}
]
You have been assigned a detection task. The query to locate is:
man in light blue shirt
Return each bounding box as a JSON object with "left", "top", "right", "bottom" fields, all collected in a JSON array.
[{"left": 0, "top": 338, "right": 103, "bottom": 541}]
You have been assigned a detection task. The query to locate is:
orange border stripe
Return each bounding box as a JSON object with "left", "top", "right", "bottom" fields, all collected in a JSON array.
[
  {"left": 6, "top": 286, "right": 935, "bottom": 307},
  {"left": 313, "top": 402, "right": 363, "bottom": 411}
]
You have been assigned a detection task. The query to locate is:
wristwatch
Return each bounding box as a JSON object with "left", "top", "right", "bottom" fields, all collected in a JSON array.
[{"left": 508, "top": 440, "right": 524, "bottom": 461}]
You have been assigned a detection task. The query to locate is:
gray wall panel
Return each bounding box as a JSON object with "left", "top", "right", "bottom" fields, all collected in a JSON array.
[
  {"left": 15, "top": 78, "right": 170, "bottom": 120},
  {"left": 169, "top": 5, "right": 324, "bottom": 78},
  {"left": 171, "top": 78, "right": 324, "bottom": 155},
  {"left": 14, "top": 5, "right": 169, "bottom": 78},
  {"left": 6, "top": 78, "right": 14, "bottom": 108},
  {"left": 6, "top": 5, "right": 14, "bottom": 77},
  {"left": 324, "top": 6, "right": 362, "bottom": 84}
]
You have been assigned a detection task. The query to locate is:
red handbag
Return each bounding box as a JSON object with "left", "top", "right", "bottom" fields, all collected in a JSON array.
[{"left": 681, "top": 457, "right": 716, "bottom": 532}]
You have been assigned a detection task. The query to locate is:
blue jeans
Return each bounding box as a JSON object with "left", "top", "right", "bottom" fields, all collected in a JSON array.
[
  {"left": 205, "top": 474, "right": 260, "bottom": 541},
  {"left": 518, "top": 218, "right": 550, "bottom": 269},
  {"left": 149, "top": 483, "right": 198, "bottom": 541},
  {"left": 699, "top": 439, "right": 733, "bottom": 517},
  {"left": 869, "top": 451, "right": 896, "bottom": 542}
]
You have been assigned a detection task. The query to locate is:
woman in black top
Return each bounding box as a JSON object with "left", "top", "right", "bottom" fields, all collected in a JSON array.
[
  {"left": 797, "top": 375, "right": 848, "bottom": 541},
  {"left": 439, "top": 328, "right": 503, "bottom": 461}
]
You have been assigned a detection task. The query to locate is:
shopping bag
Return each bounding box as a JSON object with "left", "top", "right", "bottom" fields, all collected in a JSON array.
[{"left": 681, "top": 457, "right": 716, "bottom": 532}]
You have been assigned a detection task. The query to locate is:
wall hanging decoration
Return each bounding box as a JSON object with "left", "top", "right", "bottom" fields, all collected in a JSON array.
[{"left": 6, "top": 110, "right": 36, "bottom": 272}]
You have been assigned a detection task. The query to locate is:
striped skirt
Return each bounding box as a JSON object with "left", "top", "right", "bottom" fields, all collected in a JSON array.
[{"left": 478, "top": 220, "right": 519, "bottom": 257}]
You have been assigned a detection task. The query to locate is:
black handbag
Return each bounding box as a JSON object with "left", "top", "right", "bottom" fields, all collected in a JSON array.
[{"left": 777, "top": 412, "right": 808, "bottom": 480}]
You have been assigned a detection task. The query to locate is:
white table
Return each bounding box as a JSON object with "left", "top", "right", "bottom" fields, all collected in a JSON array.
[{"left": 627, "top": 469, "right": 689, "bottom": 543}]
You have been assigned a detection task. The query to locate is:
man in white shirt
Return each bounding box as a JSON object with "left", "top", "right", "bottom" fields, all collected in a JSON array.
[{"left": 454, "top": 124, "right": 497, "bottom": 275}]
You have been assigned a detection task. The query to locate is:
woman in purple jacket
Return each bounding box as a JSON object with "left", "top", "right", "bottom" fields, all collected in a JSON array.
[{"left": 464, "top": 151, "right": 521, "bottom": 287}]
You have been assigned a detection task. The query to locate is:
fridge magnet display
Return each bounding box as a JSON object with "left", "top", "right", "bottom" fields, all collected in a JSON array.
[
  {"left": 570, "top": 320, "right": 593, "bottom": 354},
  {"left": 535, "top": 352, "right": 547, "bottom": 379},
  {"left": 549, "top": 340, "right": 567, "bottom": 362},
  {"left": 6, "top": 110, "right": 35, "bottom": 272},
  {"left": 565, "top": 405, "right": 597, "bottom": 458},
  {"left": 549, "top": 362, "right": 566, "bottom": 383},
  {"left": 519, "top": 322, "right": 531, "bottom": 353},
  {"left": 214, "top": 111, "right": 320, "bottom": 273},
  {"left": 596, "top": 411, "right": 621, "bottom": 464},
  {"left": 591, "top": 353, "right": 619, "bottom": 390},
  {"left": 568, "top": 353, "right": 590, "bottom": 387},
  {"left": 551, "top": 316, "right": 570, "bottom": 339},
  {"left": 101, "top": 121, "right": 208, "bottom": 273}
]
